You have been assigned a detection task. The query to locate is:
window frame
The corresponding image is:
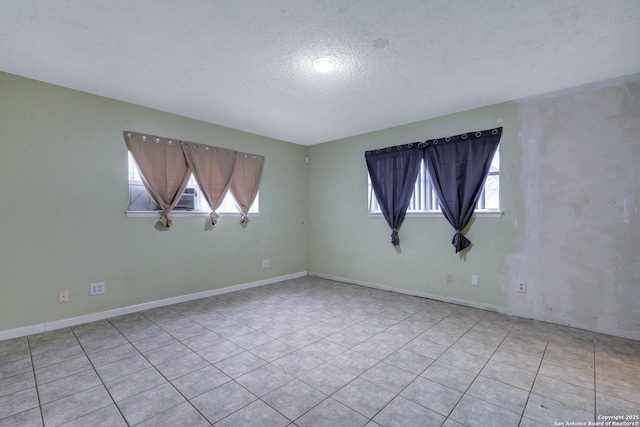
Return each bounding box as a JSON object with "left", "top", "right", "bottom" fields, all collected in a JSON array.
[
  {"left": 367, "top": 148, "right": 502, "bottom": 218},
  {"left": 125, "top": 152, "right": 260, "bottom": 218}
]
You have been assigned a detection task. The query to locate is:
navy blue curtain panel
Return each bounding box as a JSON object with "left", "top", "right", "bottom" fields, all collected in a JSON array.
[
  {"left": 365, "top": 144, "right": 422, "bottom": 246},
  {"left": 422, "top": 128, "right": 502, "bottom": 252}
]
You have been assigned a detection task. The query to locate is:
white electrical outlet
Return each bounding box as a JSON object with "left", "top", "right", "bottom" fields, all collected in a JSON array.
[
  {"left": 446, "top": 273, "right": 453, "bottom": 284},
  {"left": 58, "top": 290, "right": 69, "bottom": 303},
  {"left": 262, "top": 259, "right": 270, "bottom": 268},
  {"left": 287, "top": 256, "right": 293, "bottom": 265},
  {"left": 471, "top": 275, "right": 478, "bottom": 286},
  {"left": 90, "top": 282, "right": 105, "bottom": 295},
  {"left": 518, "top": 281, "right": 527, "bottom": 293}
]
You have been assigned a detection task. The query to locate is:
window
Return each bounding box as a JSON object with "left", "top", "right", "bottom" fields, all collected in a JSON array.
[
  {"left": 368, "top": 148, "right": 499, "bottom": 214},
  {"left": 127, "top": 152, "right": 258, "bottom": 214}
]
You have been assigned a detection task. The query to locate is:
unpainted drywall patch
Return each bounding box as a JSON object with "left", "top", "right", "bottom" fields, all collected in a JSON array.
[{"left": 506, "top": 75, "right": 640, "bottom": 340}]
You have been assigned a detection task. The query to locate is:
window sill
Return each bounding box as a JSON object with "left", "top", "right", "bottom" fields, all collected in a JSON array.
[
  {"left": 125, "top": 211, "right": 260, "bottom": 218},
  {"left": 366, "top": 210, "right": 503, "bottom": 218}
]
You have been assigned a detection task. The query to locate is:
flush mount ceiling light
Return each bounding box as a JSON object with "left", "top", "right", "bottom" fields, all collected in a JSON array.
[{"left": 313, "top": 56, "right": 337, "bottom": 72}]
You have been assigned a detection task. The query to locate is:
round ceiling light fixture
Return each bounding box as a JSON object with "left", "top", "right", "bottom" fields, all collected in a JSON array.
[{"left": 313, "top": 56, "right": 337, "bottom": 72}]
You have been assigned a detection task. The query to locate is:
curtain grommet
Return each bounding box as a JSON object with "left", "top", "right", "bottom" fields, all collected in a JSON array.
[
  {"left": 376, "top": 149, "right": 380, "bottom": 154},
  {"left": 396, "top": 146, "right": 402, "bottom": 150},
  {"left": 445, "top": 137, "right": 451, "bottom": 142},
  {"left": 475, "top": 132, "right": 482, "bottom": 137},
  {"left": 461, "top": 134, "right": 468, "bottom": 139},
  {"left": 126, "top": 133, "right": 132, "bottom": 138},
  {"left": 386, "top": 148, "right": 391, "bottom": 152},
  {"left": 141, "top": 135, "right": 147, "bottom": 141},
  {"left": 407, "top": 143, "right": 413, "bottom": 149},
  {"left": 492, "top": 128, "right": 499, "bottom": 135}
]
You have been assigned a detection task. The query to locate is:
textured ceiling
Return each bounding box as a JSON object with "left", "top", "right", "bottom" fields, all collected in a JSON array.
[{"left": 1, "top": 1, "right": 640, "bottom": 145}]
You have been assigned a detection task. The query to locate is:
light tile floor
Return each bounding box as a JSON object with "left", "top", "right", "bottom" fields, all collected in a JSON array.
[{"left": 1, "top": 276, "right": 639, "bottom": 426}]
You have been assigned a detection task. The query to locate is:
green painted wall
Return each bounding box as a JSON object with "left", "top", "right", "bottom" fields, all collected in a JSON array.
[
  {"left": 0, "top": 72, "right": 309, "bottom": 331},
  {"left": 2, "top": 70, "right": 639, "bottom": 341},
  {"left": 307, "top": 103, "right": 522, "bottom": 309},
  {"left": 307, "top": 74, "right": 640, "bottom": 340}
]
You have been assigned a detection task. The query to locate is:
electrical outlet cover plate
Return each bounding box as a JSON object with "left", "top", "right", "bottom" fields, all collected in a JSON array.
[
  {"left": 58, "top": 290, "right": 69, "bottom": 303},
  {"left": 518, "top": 282, "right": 527, "bottom": 293},
  {"left": 262, "top": 259, "right": 270, "bottom": 268},
  {"left": 90, "top": 282, "right": 105, "bottom": 295}
]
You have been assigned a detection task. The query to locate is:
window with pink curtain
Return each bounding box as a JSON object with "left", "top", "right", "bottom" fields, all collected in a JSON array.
[
  {"left": 123, "top": 131, "right": 191, "bottom": 227},
  {"left": 230, "top": 152, "right": 265, "bottom": 225},
  {"left": 181, "top": 141, "right": 236, "bottom": 226},
  {"left": 124, "top": 131, "right": 264, "bottom": 227}
]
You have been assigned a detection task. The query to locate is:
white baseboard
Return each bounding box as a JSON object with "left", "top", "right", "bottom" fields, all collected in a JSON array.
[
  {"left": 0, "top": 324, "right": 45, "bottom": 341},
  {"left": 309, "top": 272, "right": 511, "bottom": 315},
  {"left": 4, "top": 271, "right": 636, "bottom": 343},
  {"left": 0, "top": 271, "right": 308, "bottom": 342},
  {"left": 309, "top": 272, "right": 640, "bottom": 342}
]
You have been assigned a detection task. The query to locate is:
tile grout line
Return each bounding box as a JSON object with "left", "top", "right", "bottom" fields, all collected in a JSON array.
[
  {"left": 10, "top": 278, "right": 637, "bottom": 427},
  {"left": 133, "top": 302, "right": 327, "bottom": 426},
  {"left": 363, "top": 309, "right": 493, "bottom": 424},
  {"left": 592, "top": 334, "right": 597, "bottom": 422},
  {"left": 217, "top": 285, "right": 411, "bottom": 424},
  {"left": 234, "top": 292, "right": 433, "bottom": 425},
  {"left": 26, "top": 335, "right": 46, "bottom": 427},
  {"left": 136, "top": 308, "right": 239, "bottom": 425},
  {"left": 517, "top": 338, "right": 549, "bottom": 427},
  {"left": 107, "top": 310, "right": 218, "bottom": 426},
  {"left": 441, "top": 315, "right": 518, "bottom": 425},
  {"left": 185, "top": 325, "right": 328, "bottom": 425},
  {"left": 330, "top": 303, "right": 470, "bottom": 423},
  {"left": 71, "top": 325, "right": 132, "bottom": 426}
]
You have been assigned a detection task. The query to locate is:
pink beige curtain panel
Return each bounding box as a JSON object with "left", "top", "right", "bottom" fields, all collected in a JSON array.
[
  {"left": 230, "top": 153, "right": 265, "bottom": 225},
  {"left": 124, "top": 131, "right": 264, "bottom": 227},
  {"left": 181, "top": 141, "right": 236, "bottom": 226},
  {"left": 124, "top": 131, "right": 190, "bottom": 227}
]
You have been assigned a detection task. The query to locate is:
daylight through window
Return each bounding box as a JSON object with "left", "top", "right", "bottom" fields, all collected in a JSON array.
[
  {"left": 368, "top": 148, "right": 499, "bottom": 213},
  {"left": 127, "top": 152, "right": 259, "bottom": 214}
]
